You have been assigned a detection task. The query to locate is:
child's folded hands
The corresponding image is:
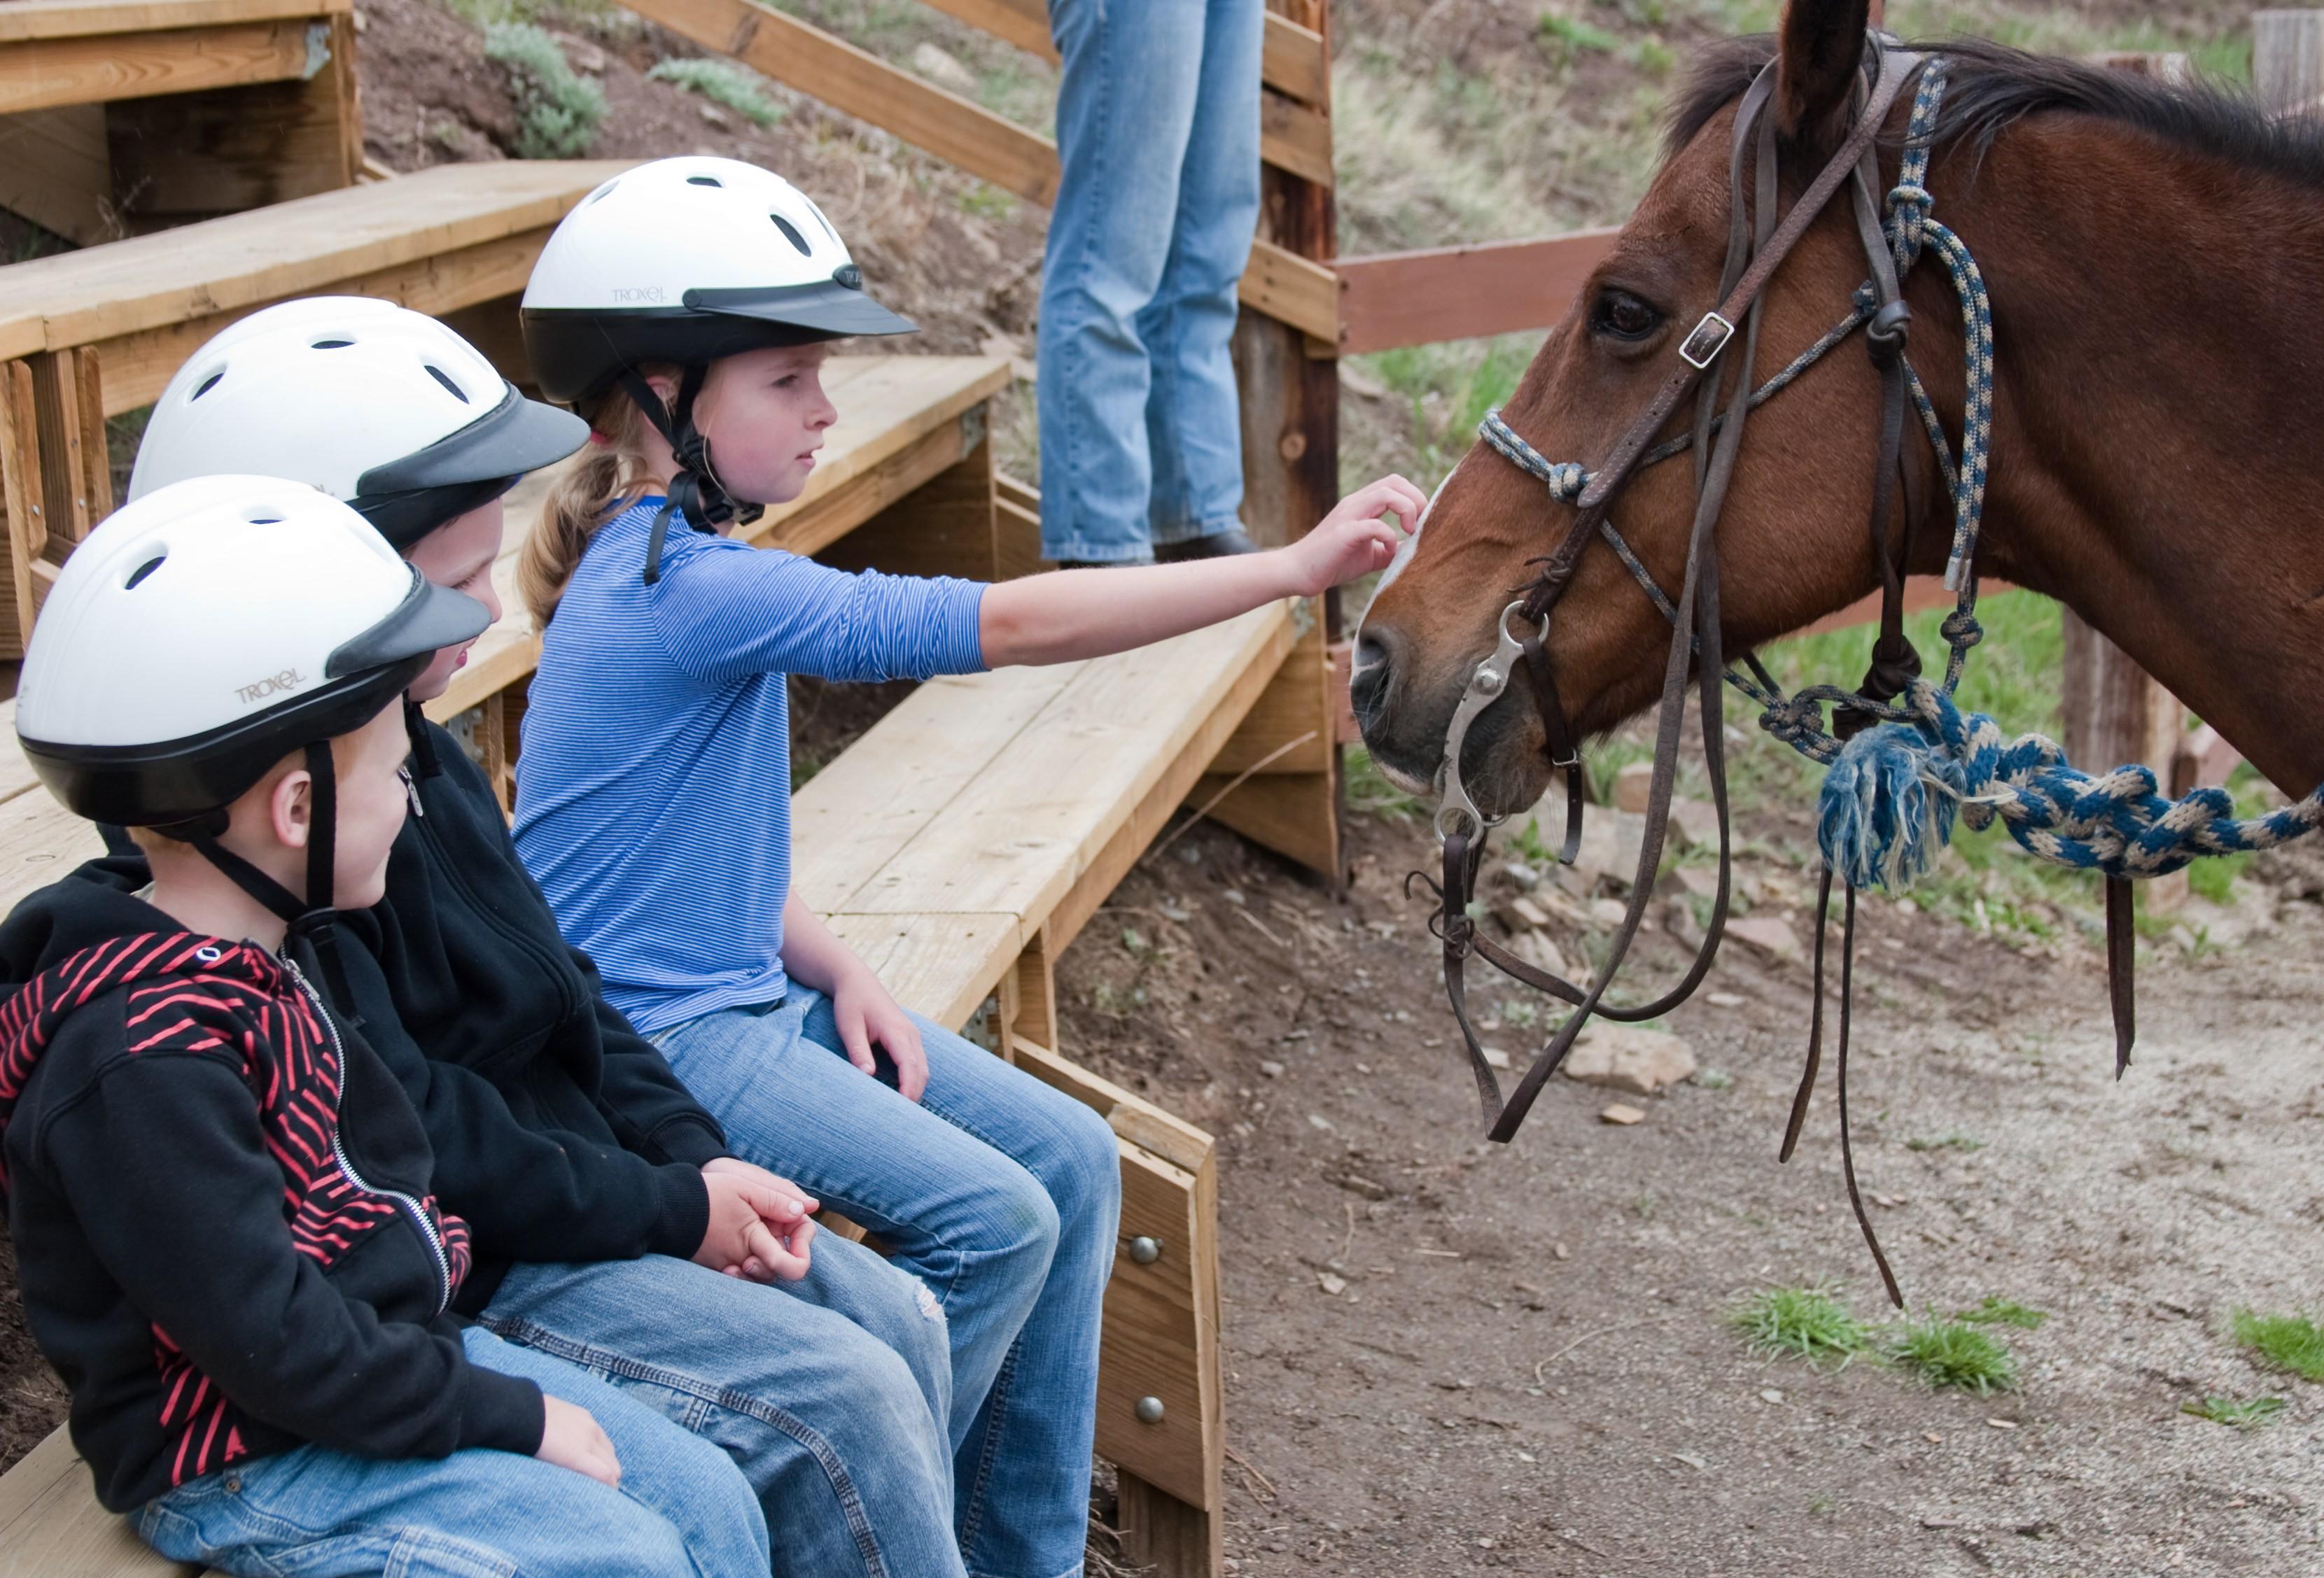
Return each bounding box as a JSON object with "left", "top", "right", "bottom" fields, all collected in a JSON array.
[{"left": 697, "top": 1159, "right": 820, "bottom": 1281}]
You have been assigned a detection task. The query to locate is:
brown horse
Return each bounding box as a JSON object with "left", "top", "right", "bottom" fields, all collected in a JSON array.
[{"left": 1352, "top": 0, "right": 2324, "bottom": 821}]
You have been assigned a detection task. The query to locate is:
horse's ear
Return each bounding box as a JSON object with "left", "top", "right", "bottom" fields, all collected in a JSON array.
[{"left": 1774, "top": 0, "right": 1872, "bottom": 143}]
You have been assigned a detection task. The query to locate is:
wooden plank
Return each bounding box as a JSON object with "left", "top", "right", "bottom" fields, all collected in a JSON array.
[
  {"left": 820, "top": 910, "right": 1026, "bottom": 1030},
  {"left": 625, "top": 0, "right": 1062, "bottom": 205},
  {"left": 916, "top": 0, "right": 1054, "bottom": 59},
  {"left": 2062, "top": 609, "right": 2180, "bottom": 776},
  {"left": 1259, "top": 11, "right": 1329, "bottom": 104},
  {"left": 791, "top": 663, "right": 1084, "bottom": 910},
  {"left": 92, "top": 226, "right": 557, "bottom": 413},
  {"left": 28, "top": 351, "right": 92, "bottom": 551},
  {"left": 1006, "top": 928, "right": 1056, "bottom": 1057},
  {"left": 106, "top": 13, "right": 359, "bottom": 223},
  {"left": 1009, "top": 1036, "right": 1210, "bottom": 1177},
  {"left": 1119, "top": 1472, "right": 1222, "bottom": 1578},
  {"left": 834, "top": 603, "right": 1289, "bottom": 925},
  {"left": 1202, "top": 601, "right": 1331, "bottom": 775},
  {"left": 1042, "top": 609, "right": 1294, "bottom": 957},
  {"left": 0, "top": 360, "right": 46, "bottom": 658},
  {"left": 818, "top": 430, "right": 995, "bottom": 582},
  {"left": 2171, "top": 722, "right": 2244, "bottom": 798},
  {"left": 0, "top": 789, "right": 102, "bottom": 913},
  {"left": 2258, "top": 10, "right": 2324, "bottom": 117},
  {"left": 0, "top": 159, "right": 633, "bottom": 365},
  {"left": 1259, "top": 88, "right": 1333, "bottom": 188},
  {"left": 0, "top": 105, "right": 115, "bottom": 246},
  {"left": 0, "top": 0, "right": 347, "bottom": 44},
  {"left": 1237, "top": 239, "right": 1337, "bottom": 346},
  {"left": 909, "top": 0, "right": 1326, "bottom": 108},
  {"left": 0, "top": 1428, "right": 198, "bottom": 1578},
  {"left": 1335, "top": 228, "right": 1619, "bottom": 353},
  {"left": 0, "top": 19, "right": 323, "bottom": 118}
]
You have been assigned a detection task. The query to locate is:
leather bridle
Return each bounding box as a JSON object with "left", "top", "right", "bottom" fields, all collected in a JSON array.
[{"left": 1428, "top": 36, "right": 1949, "bottom": 1298}]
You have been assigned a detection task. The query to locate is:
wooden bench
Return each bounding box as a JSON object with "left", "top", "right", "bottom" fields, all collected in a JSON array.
[
  {"left": 0, "top": 0, "right": 363, "bottom": 247},
  {"left": 0, "top": 156, "right": 639, "bottom": 655}
]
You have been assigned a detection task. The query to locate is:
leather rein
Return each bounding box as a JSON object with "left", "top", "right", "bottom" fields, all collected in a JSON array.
[{"left": 1427, "top": 38, "right": 1965, "bottom": 1298}]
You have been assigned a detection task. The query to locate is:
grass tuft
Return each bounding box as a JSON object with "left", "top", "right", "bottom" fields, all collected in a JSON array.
[
  {"left": 2230, "top": 1311, "right": 2324, "bottom": 1382},
  {"left": 484, "top": 23, "right": 606, "bottom": 158},
  {"left": 2181, "top": 1395, "right": 2287, "bottom": 1429},
  {"left": 1955, "top": 1296, "right": 2047, "bottom": 1330},
  {"left": 647, "top": 57, "right": 783, "bottom": 126},
  {"left": 1345, "top": 745, "right": 1422, "bottom": 824},
  {"left": 1905, "top": 1132, "right": 1985, "bottom": 1153},
  {"left": 1729, "top": 1285, "right": 1869, "bottom": 1367},
  {"left": 1886, "top": 1314, "right": 2017, "bottom": 1393}
]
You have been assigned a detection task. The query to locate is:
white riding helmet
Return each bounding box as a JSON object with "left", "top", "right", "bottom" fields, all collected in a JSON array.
[
  {"left": 520, "top": 155, "right": 916, "bottom": 407},
  {"left": 18, "top": 474, "right": 489, "bottom": 833},
  {"left": 128, "top": 297, "right": 587, "bottom": 549}
]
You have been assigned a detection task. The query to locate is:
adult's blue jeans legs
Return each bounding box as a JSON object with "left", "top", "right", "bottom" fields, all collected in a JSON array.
[
  {"left": 479, "top": 1244, "right": 962, "bottom": 1578},
  {"left": 1039, "top": 0, "right": 1257, "bottom": 563},
  {"left": 1141, "top": 0, "right": 1261, "bottom": 547},
  {"left": 656, "top": 990, "right": 1122, "bottom": 1578},
  {"left": 139, "top": 1327, "right": 769, "bottom": 1578}
]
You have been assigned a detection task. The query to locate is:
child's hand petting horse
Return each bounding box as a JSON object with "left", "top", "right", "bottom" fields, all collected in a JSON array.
[{"left": 1280, "top": 474, "right": 1427, "bottom": 596}]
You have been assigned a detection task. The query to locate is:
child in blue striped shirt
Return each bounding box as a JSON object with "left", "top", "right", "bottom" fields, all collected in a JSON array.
[{"left": 510, "top": 156, "right": 1420, "bottom": 1578}]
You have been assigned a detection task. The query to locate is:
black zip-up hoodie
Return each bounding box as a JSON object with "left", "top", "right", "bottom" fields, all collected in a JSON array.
[
  {"left": 334, "top": 719, "right": 724, "bottom": 1311},
  {"left": 0, "top": 881, "right": 544, "bottom": 1512}
]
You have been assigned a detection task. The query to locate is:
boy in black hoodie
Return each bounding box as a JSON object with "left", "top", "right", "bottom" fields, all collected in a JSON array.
[{"left": 0, "top": 478, "right": 769, "bottom": 1575}]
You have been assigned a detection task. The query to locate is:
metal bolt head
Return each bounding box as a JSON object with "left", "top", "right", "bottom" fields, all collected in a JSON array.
[
  {"left": 1128, "top": 1235, "right": 1163, "bottom": 1264},
  {"left": 1135, "top": 1395, "right": 1166, "bottom": 1425},
  {"left": 1472, "top": 665, "right": 1504, "bottom": 695}
]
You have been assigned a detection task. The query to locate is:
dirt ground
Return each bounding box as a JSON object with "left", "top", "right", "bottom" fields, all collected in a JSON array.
[{"left": 1053, "top": 804, "right": 2324, "bottom": 1577}]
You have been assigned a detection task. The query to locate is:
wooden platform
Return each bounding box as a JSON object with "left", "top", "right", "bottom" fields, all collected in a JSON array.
[
  {"left": 0, "top": 0, "right": 363, "bottom": 245},
  {"left": 0, "top": 158, "right": 637, "bottom": 656}
]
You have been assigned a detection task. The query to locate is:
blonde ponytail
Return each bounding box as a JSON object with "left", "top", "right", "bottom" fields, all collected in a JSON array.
[{"left": 519, "top": 374, "right": 671, "bottom": 628}]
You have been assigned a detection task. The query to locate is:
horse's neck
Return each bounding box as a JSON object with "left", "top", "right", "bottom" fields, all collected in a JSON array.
[{"left": 1949, "top": 124, "right": 2324, "bottom": 794}]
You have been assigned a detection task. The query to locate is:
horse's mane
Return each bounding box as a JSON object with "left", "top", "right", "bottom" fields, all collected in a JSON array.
[{"left": 1667, "top": 34, "right": 2324, "bottom": 189}]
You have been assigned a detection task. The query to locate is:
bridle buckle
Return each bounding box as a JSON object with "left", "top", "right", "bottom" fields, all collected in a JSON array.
[{"left": 1678, "top": 311, "right": 1736, "bottom": 369}]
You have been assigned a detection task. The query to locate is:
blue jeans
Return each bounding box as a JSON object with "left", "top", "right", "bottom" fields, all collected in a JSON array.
[
  {"left": 138, "top": 1326, "right": 769, "bottom": 1577},
  {"left": 480, "top": 1241, "right": 963, "bottom": 1578},
  {"left": 655, "top": 989, "right": 1121, "bottom": 1578},
  {"left": 1037, "top": 0, "right": 1262, "bottom": 562}
]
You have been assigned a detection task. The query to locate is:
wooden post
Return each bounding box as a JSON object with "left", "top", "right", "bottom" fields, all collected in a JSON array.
[
  {"left": 2256, "top": 11, "right": 2324, "bottom": 116},
  {"left": 1224, "top": 0, "right": 1343, "bottom": 889}
]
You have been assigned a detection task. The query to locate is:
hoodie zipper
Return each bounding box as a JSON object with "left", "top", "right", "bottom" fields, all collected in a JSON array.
[{"left": 283, "top": 954, "right": 451, "bottom": 1316}]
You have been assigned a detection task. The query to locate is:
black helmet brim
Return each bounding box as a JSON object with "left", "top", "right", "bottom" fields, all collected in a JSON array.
[{"left": 522, "top": 279, "right": 917, "bottom": 406}]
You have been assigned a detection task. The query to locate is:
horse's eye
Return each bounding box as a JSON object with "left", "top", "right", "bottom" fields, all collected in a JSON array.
[{"left": 1592, "top": 290, "right": 1663, "bottom": 341}]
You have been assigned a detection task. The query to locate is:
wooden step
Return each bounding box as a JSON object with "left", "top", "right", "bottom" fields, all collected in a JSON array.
[
  {"left": 0, "top": 159, "right": 634, "bottom": 409},
  {"left": 0, "top": 1425, "right": 195, "bottom": 1577}
]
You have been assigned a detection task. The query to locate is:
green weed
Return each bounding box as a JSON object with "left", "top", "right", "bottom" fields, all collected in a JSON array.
[
  {"left": 484, "top": 23, "right": 606, "bottom": 158},
  {"left": 1345, "top": 745, "right": 1422, "bottom": 824},
  {"left": 2181, "top": 1395, "right": 2287, "bottom": 1428},
  {"left": 1729, "top": 1285, "right": 1869, "bottom": 1367},
  {"left": 954, "top": 182, "right": 1016, "bottom": 220},
  {"left": 1695, "top": 1067, "right": 1732, "bottom": 1090},
  {"left": 1905, "top": 1132, "right": 1985, "bottom": 1153},
  {"left": 647, "top": 57, "right": 783, "bottom": 126},
  {"left": 2231, "top": 1311, "right": 2324, "bottom": 1382},
  {"left": 1537, "top": 13, "right": 1620, "bottom": 66},
  {"left": 1955, "top": 1296, "right": 2047, "bottom": 1330},
  {"left": 1886, "top": 1314, "right": 2017, "bottom": 1393}
]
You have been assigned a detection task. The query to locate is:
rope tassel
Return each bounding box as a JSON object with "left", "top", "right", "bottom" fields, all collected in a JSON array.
[{"left": 1816, "top": 721, "right": 1961, "bottom": 891}]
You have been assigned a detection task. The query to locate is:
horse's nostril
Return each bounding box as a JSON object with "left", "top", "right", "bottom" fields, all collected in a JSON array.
[{"left": 1350, "top": 632, "right": 1393, "bottom": 726}]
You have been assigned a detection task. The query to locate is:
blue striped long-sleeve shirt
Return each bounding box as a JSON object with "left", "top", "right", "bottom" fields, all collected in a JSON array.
[{"left": 511, "top": 498, "right": 989, "bottom": 1033}]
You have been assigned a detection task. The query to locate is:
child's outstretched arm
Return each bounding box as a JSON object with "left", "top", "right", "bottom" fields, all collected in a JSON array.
[{"left": 979, "top": 476, "right": 1424, "bottom": 668}]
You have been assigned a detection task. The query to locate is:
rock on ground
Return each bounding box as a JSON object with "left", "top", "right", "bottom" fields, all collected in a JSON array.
[{"left": 1562, "top": 1023, "right": 1698, "bottom": 1095}]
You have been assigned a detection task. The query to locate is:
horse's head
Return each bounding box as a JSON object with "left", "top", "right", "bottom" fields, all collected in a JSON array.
[{"left": 1354, "top": 0, "right": 1929, "bottom": 812}]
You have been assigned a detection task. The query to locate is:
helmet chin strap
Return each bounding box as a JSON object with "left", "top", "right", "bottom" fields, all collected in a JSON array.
[
  {"left": 177, "top": 740, "right": 364, "bottom": 1020},
  {"left": 619, "top": 367, "right": 764, "bottom": 586}
]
